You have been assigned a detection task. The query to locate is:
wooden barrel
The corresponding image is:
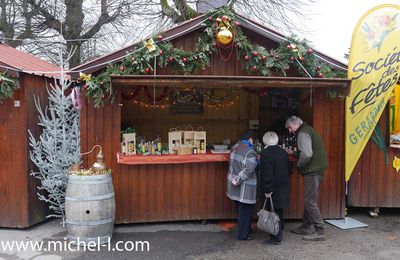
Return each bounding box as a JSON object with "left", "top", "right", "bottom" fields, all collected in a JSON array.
[{"left": 65, "top": 174, "right": 115, "bottom": 245}]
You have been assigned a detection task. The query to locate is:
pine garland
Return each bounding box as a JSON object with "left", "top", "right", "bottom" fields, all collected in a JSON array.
[
  {"left": 0, "top": 72, "right": 19, "bottom": 104},
  {"left": 81, "top": 7, "right": 346, "bottom": 108}
]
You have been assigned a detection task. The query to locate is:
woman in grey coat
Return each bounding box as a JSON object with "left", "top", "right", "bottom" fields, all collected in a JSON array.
[{"left": 227, "top": 130, "right": 258, "bottom": 240}]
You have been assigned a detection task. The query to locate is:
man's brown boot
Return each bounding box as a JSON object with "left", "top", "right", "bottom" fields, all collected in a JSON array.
[
  {"left": 290, "top": 224, "right": 314, "bottom": 235},
  {"left": 302, "top": 228, "right": 326, "bottom": 241}
]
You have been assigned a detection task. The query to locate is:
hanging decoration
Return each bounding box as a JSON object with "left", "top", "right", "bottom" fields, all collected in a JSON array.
[
  {"left": 121, "top": 86, "right": 142, "bottom": 100},
  {"left": 216, "top": 15, "right": 234, "bottom": 46},
  {"left": 203, "top": 88, "right": 238, "bottom": 104},
  {"left": 121, "top": 86, "right": 169, "bottom": 109},
  {"left": 70, "top": 86, "right": 83, "bottom": 110},
  {"left": 204, "top": 96, "right": 238, "bottom": 109},
  {"left": 143, "top": 86, "right": 169, "bottom": 103},
  {"left": 0, "top": 71, "right": 19, "bottom": 104},
  {"left": 122, "top": 86, "right": 239, "bottom": 109},
  {"left": 171, "top": 88, "right": 203, "bottom": 105},
  {"left": 215, "top": 15, "right": 237, "bottom": 61},
  {"left": 79, "top": 7, "right": 346, "bottom": 108}
]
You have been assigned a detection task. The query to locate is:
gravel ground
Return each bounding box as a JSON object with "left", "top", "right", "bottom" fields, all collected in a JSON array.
[{"left": 0, "top": 208, "right": 399, "bottom": 260}]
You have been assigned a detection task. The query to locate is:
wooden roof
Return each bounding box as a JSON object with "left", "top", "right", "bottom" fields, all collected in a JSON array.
[
  {"left": 70, "top": 12, "right": 347, "bottom": 77},
  {"left": 0, "top": 43, "right": 61, "bottom": 78}
]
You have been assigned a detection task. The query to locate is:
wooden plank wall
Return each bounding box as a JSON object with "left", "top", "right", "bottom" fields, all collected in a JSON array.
[
  {"left": 0, "top": 74, "right": 49, "bottom": 227},
  {"left": 24, "top": 75, "right": 51, "bottom": 226},
  {"left": 284, "top": 90, "right": 345, "bottom": 219},
  {"left": 313, "top": 90, "right": 345, "bottom": 218},
  {"left": 348, "top": 106, "right": 400, "bottom": 207},
  {"left": 0, "top": 76, "right": 27, "bottom": 227}
]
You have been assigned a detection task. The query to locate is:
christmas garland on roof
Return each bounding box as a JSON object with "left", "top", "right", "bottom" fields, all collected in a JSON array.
[
  {"left": 81, "top": 7, "right": 346, "bottom": 108},
  {"left": 0, "top": 72, "right": 19, "bottom": 104}
]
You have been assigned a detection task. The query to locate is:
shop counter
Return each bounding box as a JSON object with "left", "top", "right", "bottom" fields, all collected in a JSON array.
[{"left": 117, "top": 151, "right": 230, "bottom": 165}]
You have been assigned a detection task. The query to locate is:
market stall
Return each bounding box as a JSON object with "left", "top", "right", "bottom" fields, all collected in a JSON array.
[{"left": 73, "top": 9, "right": 350, "bottom": 223}]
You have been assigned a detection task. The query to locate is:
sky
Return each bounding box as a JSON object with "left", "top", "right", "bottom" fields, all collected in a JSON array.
[{"left": 302, "top": 0, "right": 400, "bottom": 64}]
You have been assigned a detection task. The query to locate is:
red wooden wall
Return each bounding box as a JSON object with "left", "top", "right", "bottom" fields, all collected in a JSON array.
[{"left": 0, "top": 73, "right": 49, "bottom": 227}]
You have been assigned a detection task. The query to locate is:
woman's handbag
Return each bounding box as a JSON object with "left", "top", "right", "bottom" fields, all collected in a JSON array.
[{"left": 257, "top": 195, "right": 280, "bottom": 235}]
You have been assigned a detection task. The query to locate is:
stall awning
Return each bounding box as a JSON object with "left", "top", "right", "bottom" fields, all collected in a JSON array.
[{"left": 111, "top": 75, "right": 351, "bottom": 91}]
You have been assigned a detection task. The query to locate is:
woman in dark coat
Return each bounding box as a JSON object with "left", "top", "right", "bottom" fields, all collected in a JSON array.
[{"left": 260, "top": 131, "right": 291, "bottom": 245}]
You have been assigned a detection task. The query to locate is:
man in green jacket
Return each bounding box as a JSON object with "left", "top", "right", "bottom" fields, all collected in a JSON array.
[{"left": 286, "top": 116, "right": 328, "bottom": 241}]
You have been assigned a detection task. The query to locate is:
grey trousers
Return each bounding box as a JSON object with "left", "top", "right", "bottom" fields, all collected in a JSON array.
[{"left": 303, "top": 174, "right": 325, "bottom": 230}]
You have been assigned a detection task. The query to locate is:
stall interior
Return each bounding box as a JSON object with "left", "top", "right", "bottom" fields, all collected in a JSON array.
[{"left": 120, "top": 86, "right": 313, "bottom": 155}]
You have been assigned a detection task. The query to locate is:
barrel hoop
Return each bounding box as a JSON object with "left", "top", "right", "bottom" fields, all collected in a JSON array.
[
  {"left": 66, "top": 218, "right": 114, "bottom": 226},
  {"left": 68, "top": 179, "right": 112, "bottom": 185},
  {"left": 68, "top": 174, "right": 112, "bottom": 181},
  {"left": 65, "top": 192, "right": 115, "bottom": 201}
]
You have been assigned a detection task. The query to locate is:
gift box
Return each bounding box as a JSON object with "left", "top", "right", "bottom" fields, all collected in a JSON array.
[
  {"left": 177, "top": 145, "right": 194, "bottom": 155},
  {"left": 168, "top": 128, "right": 183, "bottom": 154},
  {"left": 183, "top": 125, "right": 195, "bottom": 145},
  {"left": 194, "top": 127, "right": 206, "bottom": 154},
  {"left": 122, "top": 133, "right": 136, "bottom": 155}
]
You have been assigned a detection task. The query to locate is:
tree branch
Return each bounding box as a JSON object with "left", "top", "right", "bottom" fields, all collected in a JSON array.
[
  {"left": 173, "top": 0, "right": 197, "bottom": 20},
  {"left": 80, "top": 0, "right": 118, "bottom": 40},
  {"left": 27, "top": 0, "right": 63, "bottom": 33},
  {"left": 160, "top": 0, "right": 182, "bottom": 23}
]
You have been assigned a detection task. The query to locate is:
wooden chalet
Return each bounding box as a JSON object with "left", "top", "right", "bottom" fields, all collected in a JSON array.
[
  {"left": 71, "top": 11, "right": 351, "bottom": 223},
  {"left": 0, "top": 44, "right": 61, "bottom": 227}
]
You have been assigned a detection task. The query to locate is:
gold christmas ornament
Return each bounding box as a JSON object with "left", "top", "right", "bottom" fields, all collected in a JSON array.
[{"left": 217, "top": 27, "right": 233, "bottom": 46}]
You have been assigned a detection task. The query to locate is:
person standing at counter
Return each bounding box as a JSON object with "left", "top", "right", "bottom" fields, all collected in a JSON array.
[
  {"left": 259, "top": 131, "right": 291, "bottom": 245},
  {"left": 285, "top": 116, "right": 328, "bottom": 241},
  {"left": 226, "top": 130, "right": 258, "bottom": 241}
]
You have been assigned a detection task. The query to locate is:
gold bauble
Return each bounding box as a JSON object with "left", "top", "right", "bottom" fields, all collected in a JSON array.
[{"left": 217, "top": 27, "right": 233, "bottom": 46}]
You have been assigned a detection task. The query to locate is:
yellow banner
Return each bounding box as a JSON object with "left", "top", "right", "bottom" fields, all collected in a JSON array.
[
  {"left": 390, "top": 84, "right": 400, "bottom": 134},
  {"left": 346, "top": 4, "right": 400, "bottom": 182}
]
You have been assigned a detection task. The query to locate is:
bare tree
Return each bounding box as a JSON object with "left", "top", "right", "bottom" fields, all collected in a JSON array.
[
  {"left": 0, "top": 0, "right": 140, "bottom": 67},
  {"left": 157, "top": 0, "right": 315, "bottom": 33},
  {"left": 0, "top": 0, "right": 315, "bottom": 68}
]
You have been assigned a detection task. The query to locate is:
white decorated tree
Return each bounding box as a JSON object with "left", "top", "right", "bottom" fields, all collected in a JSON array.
[{"left": 29, "top": 49, "right": 81, "bottom": 222}]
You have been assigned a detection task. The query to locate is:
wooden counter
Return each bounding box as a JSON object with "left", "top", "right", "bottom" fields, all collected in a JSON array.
[
  {"left": 115, "top": 160, "right": 235, "bottom": 223},
  {"left": 117, "top": 151, "right": 229, "bottom": 165}
]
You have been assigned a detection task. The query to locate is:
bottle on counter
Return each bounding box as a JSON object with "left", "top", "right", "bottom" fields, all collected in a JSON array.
[
  {"left": 156, "top": 134, "right": 162, "bottom": 152},
  {"left": 193, "top": 146, "right": 197, "bottom": 154},
  {"left": 121, "top": 141, "right": 127, "bottom": 154},
  {"left": 141, "top": 142, "right": 146, "bottom": 154}
]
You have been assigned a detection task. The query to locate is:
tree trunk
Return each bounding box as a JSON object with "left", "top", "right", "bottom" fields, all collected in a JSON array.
[
  {"left": 67, "top": 43, "right": 81, "bottom": 68},
  {"left": 65, "top": 0, "right": 84, "bottom": 68}
]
